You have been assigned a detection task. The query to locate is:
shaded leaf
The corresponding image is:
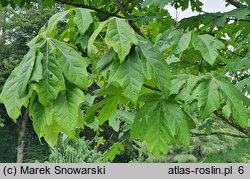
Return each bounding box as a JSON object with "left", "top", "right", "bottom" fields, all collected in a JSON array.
[
  {"left": 192, "top": 34, "right": 225, "bottom": 65},
  {"left": 47, "top": 10, "right": 69, "bottom": 36},
  {"left": 138, "top": 35, "right": 170, "bottom": 95},
  {"left": 74, "top": 8, "right": 93, "bottom": 36},
  {"left": 103, "top": 143, "right": 124, "bottom": 162},
  {"left": 88, "top": 21, "right": 107, "bottom": 55},
  {"left": 131, "top": 98, "right": 190, "bottom": 156},
  {"left": 111, "top": 50, "right": 144, "bottom": 103}
]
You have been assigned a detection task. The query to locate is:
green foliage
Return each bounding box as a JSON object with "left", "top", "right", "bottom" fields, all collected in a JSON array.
[
  {"left": 131, "top": 95, "right": 190, "bottom": 156},
  {"left": 132, "top": 119, "right": 245, "bottom": 163},
  {"left": 111, "top": 49, "right": 144, "bottom": 103},
  {"left": 49, "top": 134, "right": 103, "bottom": 163},
  {"left": 105, "top": 18, "right": 138, "bottom": 63},
  {"left": 192, "top": 34, "right": 225, "bottom": 65},
  {"left": 0, "top": 0, "right": 250, "bottom": 161},
  {"left": 103, "top": 142, "right": 125, "bottom": 162},
  {"left": 0, "top": 7, "right": 57, "bottom": 163},
  {"left": 204, "top": 139, "right": 250, "bottom": 163},
  {"left": 192, "top": 73, "right": 250, "bottom": 127}
]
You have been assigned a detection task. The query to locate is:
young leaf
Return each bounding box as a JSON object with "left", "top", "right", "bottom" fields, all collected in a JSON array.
[
  {"left": 105, "top": 18, "right": 138, "bottom": 63},
  {"left": 109, "top": 115, "right": 120, "bottom": 132},
  {"left": 85, "top": 97, "right": 116, "bottom": 123},
  {"left": 172, "top": 31, "right": 192, "bottom": 54},
  {"left": 143, "top": 0, "right": 174, "bottom": 7}
]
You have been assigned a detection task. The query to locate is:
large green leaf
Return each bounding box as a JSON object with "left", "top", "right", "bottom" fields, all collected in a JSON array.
[
  {"left": 111, "top": 50, "right": 144, "bottom": 103},
  {"left": 54, "top": 86, "right": 85, "bottom": 136},
  {"left": 215, "top": 75, "right": 250, "bottom": 127},
  {"left": 193, "top": 78, "right": 221, "bottom": 119},
  {"left": 138, "top": 36, "right": 170, "bottom": 95},
  {"left": 172, "top": 31, "right": 192, "bottom": 54},
  {"left": 29, "top": 97, "right": 61, "bottom": 146},
  {"left": 32, "top": 53, "right": 66, "bottom": 106},
  {"left": 0, "top": 48, "right": 40, "bottom": 121},
  {"left": 131, "top": 96, "right": 190, "bottom": 156},
  {"left": 192, "top": 74, "right": 250, "bottom": 127},
  {"left": 105, "top": 18, "right": 138, "bottom": 63},
  {"left": 192, "top": 34, "right": 225, "bottom": 65},
  {"left": 74, "top": 8, "right": 93, "bottom": 36},
  {"left": 18, "top": 50, "right": 36, "bottom": 97},
  {"left": 0, "top": 68, "right": 29, "bottom": 121},
  {"left": 51, "top": 39, "right": 89, "bottom": 90}
]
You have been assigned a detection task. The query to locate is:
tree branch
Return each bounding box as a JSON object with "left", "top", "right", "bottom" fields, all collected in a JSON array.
[
  {"left": 214, "top": 110, "right": 250, "bottom": 137},
  {"left": 114, "top": 0, "right": 143, "bottom": 36},
  {"left": 228, "top": 49, "right": 245, "bottom": 57},
  {"left": 55, "top": 0, "right": 121, "bottom": 18},
  {"left": 191, "top": 131, "right": 250, "bottom": 138},
  {"left": 143, "top": 84, "right": 161, "bottom": 92},
  {"left": 225, "top": 0, "right": 244, "bottom": 8}
]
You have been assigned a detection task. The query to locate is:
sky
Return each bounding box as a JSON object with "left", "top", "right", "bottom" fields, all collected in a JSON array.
[{"left": 165, "top": 0, "right": 235, "bottom": 21}]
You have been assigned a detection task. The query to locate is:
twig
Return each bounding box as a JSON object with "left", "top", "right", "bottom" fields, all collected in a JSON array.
[
  {"left": 225, "top": 0, "right": 244, "bottom": 8},
  {"left": 114, "top": 0, "right": 143, "bottom": 36},
  {"left": 191, "top": 131, "right": 250, "bottom": 138},
  {"left": 228, "top": 49, "right": 245, "bottom": 57},
  {"left": 213, "top": 110, "right": 250, "bottom": 137},
  {"left": 55, "top": 0, "right": 121, "bottom": 18},
  {"left": 143, "top": 84, "right": 161, "bottom": 92}
]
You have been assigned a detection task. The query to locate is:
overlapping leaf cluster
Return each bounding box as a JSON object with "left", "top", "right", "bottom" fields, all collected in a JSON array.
[{"left": 0, "top": 0, "right": 250, "bottom": 157}]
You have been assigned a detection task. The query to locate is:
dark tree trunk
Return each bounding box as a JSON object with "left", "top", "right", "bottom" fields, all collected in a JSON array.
[{"left": 16, "top": 109, "right": 28, "bottom": 163}]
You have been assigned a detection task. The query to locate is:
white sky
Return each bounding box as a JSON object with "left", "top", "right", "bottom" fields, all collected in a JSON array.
[{"left": 165, "top": 0, "right": 235, "bottom": 21}]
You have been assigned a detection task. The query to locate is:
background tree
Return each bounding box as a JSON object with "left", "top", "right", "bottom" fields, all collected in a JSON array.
[{"left": 0, "top": 6, "right": 57, "bottom": 162}]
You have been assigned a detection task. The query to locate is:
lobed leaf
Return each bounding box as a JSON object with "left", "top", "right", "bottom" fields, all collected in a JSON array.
[{"left": 105, "top": 18, "right": 138, "bottom": 63}]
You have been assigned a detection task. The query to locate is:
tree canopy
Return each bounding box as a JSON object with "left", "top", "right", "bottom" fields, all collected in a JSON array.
[{"left": 0, "top": 0, "right": 249, "bottom": 159}]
